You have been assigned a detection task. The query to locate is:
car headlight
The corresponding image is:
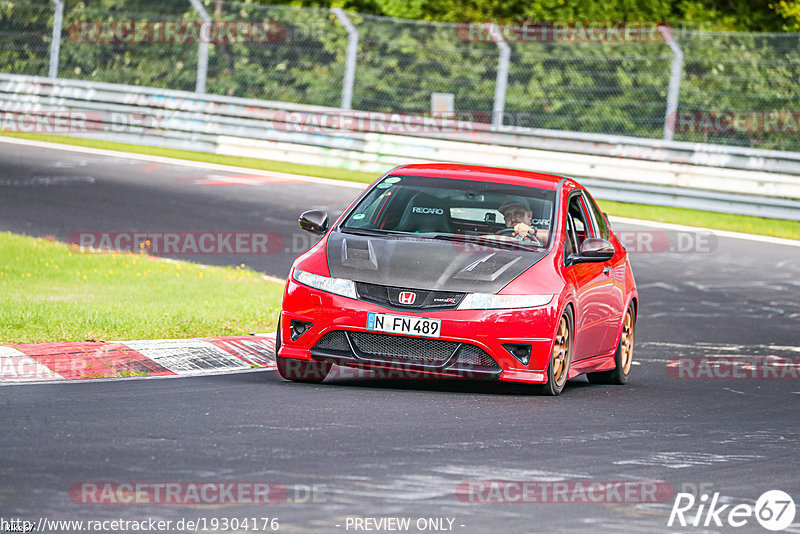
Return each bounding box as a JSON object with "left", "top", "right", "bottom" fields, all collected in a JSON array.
[
  {"left": 293, "top": 269, "right": 357, "bottom": 299},
  {"left": 458, "top": 293, "right": 553, "bottom": 310}
]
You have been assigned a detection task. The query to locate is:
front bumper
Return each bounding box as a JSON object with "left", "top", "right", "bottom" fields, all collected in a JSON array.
[
  {"left": 280, "top": 278, "right": 561, "bottom": 384},
  {"left": 309, "top": 329, "right": 502, "bottom": 380}
]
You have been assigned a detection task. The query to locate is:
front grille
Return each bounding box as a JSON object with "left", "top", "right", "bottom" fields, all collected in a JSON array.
[
  {"left": 455, "top": 344, "right": 501, "bottom": 370},
  {"left": 349, "top": 331, "right": 459, "bottom": 366},
  {"left": 355, "top": 282, "right": 464, "bottom": 310},
  {"left": 312, "top": 330, "right": 500, "bottom": 371},
  {"left": 314, "top": 331, "right": 350, "bottom": 351}
]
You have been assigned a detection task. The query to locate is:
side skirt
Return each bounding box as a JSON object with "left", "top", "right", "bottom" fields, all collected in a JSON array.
[{"left": 568, "top": 351, "right": 616, "bottom": 379}]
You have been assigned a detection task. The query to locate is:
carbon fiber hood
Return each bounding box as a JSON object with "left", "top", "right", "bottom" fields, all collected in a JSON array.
[{"left": 326, "top": 232, "right": 547, "bottom": 293}]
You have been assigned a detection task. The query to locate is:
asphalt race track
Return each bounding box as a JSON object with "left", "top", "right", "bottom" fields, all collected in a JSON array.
[{"left": 1, "top": 140, "right": 799, "bottom": 533}]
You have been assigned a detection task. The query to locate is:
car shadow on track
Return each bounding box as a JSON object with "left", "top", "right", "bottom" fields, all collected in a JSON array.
[{"left": 252, "top": 367, "right": 596, "bottom": 396}]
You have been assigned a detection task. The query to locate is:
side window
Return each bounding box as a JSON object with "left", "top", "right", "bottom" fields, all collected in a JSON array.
[
  {"left": 565, "top": 216, "right": 578, "bottom": 256},
  {"left": 584, "top": 192, "right": 609, "bottom": 240},
  {"left": 565, "top": 195, "right": 593, "bottom": 259}
]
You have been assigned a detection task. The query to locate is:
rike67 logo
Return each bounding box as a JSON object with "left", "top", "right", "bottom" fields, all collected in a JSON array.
[{"left": 669, "top": 490, "right": 796, "bottom": 531}]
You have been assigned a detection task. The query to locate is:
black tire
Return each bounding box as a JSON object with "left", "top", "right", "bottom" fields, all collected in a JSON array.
[
  {"left": 274, "top": 317, "right": 331, "bottom": 383},
  {"left": 538, "top": 308, "right": 573, "bottom": 396},
  {"left": 587, "top": 304, "right": 635, "bottom": 385}
]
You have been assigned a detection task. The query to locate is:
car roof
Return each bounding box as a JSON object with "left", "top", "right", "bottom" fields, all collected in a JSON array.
[{"left": 388, "top": 164, "right": 565, "bottom": 191}]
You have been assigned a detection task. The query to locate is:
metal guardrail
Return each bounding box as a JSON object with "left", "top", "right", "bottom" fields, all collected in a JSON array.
[
  {"left": 1, "top": 73, "right": 799, "bottom": 221},
  {"left": 7, "top": 1, "right": 800, "bottom": 151}
]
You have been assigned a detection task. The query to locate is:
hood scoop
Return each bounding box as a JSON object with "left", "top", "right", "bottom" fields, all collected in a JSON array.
[
  {"left": 341, "top": 238, "right": 378, "bottom": 270},
  {"left": 453, "top": 253, "right": 521, "bottom": 282}
]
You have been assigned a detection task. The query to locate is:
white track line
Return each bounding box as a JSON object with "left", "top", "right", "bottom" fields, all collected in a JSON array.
[
  {"left": 2, "top": 135, "right": 797, "bottom": 247},
  {"left": 0, "top": 367, "right": 270, "bottom": 387},
  {"left": 0, "top": 136, "right": 365, "bottom": 189}
]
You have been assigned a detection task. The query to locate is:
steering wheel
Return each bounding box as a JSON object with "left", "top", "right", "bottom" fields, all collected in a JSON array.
[
  {"left": 495, "top": 227, "right": 543, "bottom": 246},
  {"left": 495, "top": 227, "right": 517, "bottom": 237}
]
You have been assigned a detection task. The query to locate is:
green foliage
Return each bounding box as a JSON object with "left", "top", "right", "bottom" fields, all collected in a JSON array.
[
  {"left": 773, "top": 0, "right": 800, "bottom": 30},
  {"left": 1, "top": 0, "right": 798, "bottom": 150},
  {"left": 278, "top": 0, "right": 787, "bottom": 31}
]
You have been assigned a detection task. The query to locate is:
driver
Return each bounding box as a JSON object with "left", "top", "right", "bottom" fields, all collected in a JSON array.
[{"left": 498, "top": 199, "right": 541, "bottom": 244}]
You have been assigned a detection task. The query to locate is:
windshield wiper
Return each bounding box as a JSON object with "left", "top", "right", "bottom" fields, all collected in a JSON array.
[
  {"left": 430, "top": 233, "right": 542, "bottom": 251},
  {"left": 340, "top": 227, "right": 407, "bottom": 237}
]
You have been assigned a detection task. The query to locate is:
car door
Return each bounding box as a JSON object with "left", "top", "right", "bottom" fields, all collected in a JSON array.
[
  {"left": 584, "top": 192, "right": 626, "bottom": 353},
  {"left": 564, "top": 193, "right": 616, "bottom": 360}
]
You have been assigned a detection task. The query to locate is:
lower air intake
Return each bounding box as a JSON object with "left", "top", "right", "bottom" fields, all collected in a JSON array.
[{"left": 312, "top": 331, "right": 500, "bottom": 371}]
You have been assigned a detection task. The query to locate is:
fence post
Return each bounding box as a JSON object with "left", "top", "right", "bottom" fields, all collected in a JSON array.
[
  {"left": 332, "top": 8, "right": 358, "bottom": 110},
  {"left": 188, "top": 0, "right": 210, "bottom": 94},
  {"left": 660, "top": 25, "right": 683, "bottom": 141},
  {"left": 488, "top": 24, "right": 510, "bottom": 130},
  {"left": 49, "top": 0, "right": 64, "bottom": 79}
]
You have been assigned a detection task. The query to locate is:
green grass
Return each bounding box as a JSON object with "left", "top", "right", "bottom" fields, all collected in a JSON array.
[
  {"left": 597, "top": 200, "right": 800, "bottom": 240},
  {"left": 2, "top": 131, "right": 799, "bottom": 240},
  {"left": 0, "top": 232, "right": 284, "bottom": 343}
]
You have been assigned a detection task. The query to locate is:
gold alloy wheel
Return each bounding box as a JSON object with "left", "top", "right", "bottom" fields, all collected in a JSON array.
[
  {"left": 551, "top": 315, "right": 571, "bottom": 385},
  {"left": 620, "top": 309, "right": 634, "bottom": 374}
]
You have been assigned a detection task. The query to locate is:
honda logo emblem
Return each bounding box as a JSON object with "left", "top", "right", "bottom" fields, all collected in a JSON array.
[{"left": 398, "top": 291, "right": 416, "bottom": 305}]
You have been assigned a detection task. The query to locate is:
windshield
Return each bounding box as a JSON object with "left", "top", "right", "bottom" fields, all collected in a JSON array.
[{"left": 341, "top": 175, "right": 556, "bottom": 249}]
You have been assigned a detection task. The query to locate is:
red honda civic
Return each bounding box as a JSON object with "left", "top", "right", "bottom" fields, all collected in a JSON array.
[{"left": 276, "top": 164, "right": 638, "bottom": 395}]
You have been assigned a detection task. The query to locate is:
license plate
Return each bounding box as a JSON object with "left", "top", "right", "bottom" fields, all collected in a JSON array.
[{"left": 366, "top": 312, "right": 441, "bottom": 338}]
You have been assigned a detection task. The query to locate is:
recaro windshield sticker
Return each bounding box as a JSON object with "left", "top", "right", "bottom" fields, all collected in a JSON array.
[{"left": 412, "top": 207, "right": 444, "bottom": 215}]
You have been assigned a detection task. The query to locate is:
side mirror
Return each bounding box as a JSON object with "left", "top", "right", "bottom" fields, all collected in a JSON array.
[
  {"left": 567, "top": 238, "right": 615, "bottom": 265},
  {"left": 580, "top": 238, "right": 615, "bottom": 259},
  {"left": 298, "top": 209, "right": 329, "bottom": 235}
]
